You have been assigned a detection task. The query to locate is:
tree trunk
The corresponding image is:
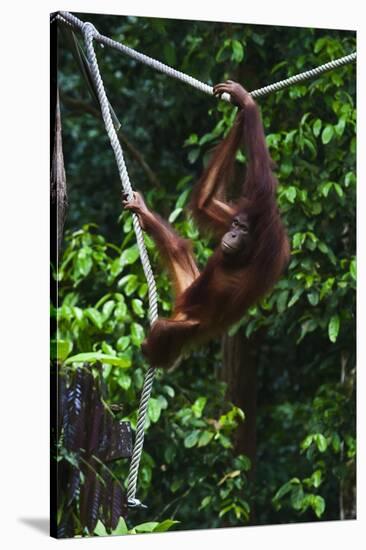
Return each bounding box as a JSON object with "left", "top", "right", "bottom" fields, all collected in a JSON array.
[
  {"left": 339, "top": 352, "right": 356, "bottom": 520},
  {"left": 221, "top": 329, "right": 261, "bottom": 479},
  {"left": 51, "top": 87, "right": 67, "bottom": 259}
]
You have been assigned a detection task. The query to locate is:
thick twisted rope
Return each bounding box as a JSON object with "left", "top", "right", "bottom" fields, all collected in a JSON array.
[
  {"left": 82, "top": 22, "right": 157, "bottom": 509},
  {"left": 57, "top": 11, "right": 356, "bottom": 100},
  {"left": 250, "top": 52, "right": 356, "bottom": 98},
  {"left": 58, "top": 11, "right": 230, "bottom": 102}
]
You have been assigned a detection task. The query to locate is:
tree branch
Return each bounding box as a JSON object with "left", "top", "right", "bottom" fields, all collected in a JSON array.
[{"left": 61, "top": 94, "right": 161, "bottom": 189}]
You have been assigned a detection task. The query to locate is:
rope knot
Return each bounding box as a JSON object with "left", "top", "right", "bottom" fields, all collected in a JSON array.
[{"left": 82, "top": 21, "right": 98, "bottom": 39}]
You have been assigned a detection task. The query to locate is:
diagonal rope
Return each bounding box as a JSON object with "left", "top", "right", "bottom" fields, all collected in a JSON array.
[
  {"left": 250, "top": 52, "right": 357, "bottom": 98},
  {"left": 82, "top": 22, "right": 157, "bottom": 509},
  {"left": 56, "top": 11, "right": 356, "bottom": 101}
]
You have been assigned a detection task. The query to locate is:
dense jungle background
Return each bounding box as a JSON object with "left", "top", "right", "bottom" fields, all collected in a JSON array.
[{"left": 51, "top": 12, "right": 356, "bottom": 537}]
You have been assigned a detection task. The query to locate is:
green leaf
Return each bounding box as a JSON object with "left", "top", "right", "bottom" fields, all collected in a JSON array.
[
  {"left": 132, "top": 299, "right": 144, "bottom": 318},
  {"left": 219, "top": 504, "right": 235, "bottom": 517},
  {"left": 231, "top": 40, "right": 244, "bottom": 62},
  {"left": 101, "top": 342, "right": 115, "bottom": 355},
  {"left": 311, "top": 202, "right": 322, "bottom": 215},
  {"left": 198, "top": 430, "right": 214, "bottom": 447},
  {"left": 138, "top": 283, "right": 148, "bottom": 299},
  {"left": 153, "top": 519, "right": 180, "bottom": 532},
  {"left": 118, "top": 371, "right": 131, "bottom": 390},
  {"left": 328, "top": 315, "right": 340, "bottom": 343},
  {"left": 163, "top": 385, "right": 175, "bottom": 398},
  {"left": 235, "top": 455, "right": 251, "bottom": 471},
  {"left": 293, "top": 232, "right": 305, "bottom": 249},
  {"left": 334, "top": 183, "right": 344, "bottom": 198},
  {"left": 315, "top": 433, "right": 328, "bottom": 452},
  {"left": 285, "top": 186, "right": 297, "bottom": 203},
  {"left": 321, "top": 278, "right": 335, "bottom": 300},
  {"left": 314, "top": 37, "right": 326, "bottom": 53},
  {"left": 120, "top": 244, "right": 140, "bottom": 266},
  {"left": 94, "top": 520, "right": 108, "bottom": 536},
  {"left": 116, "top": 336, "right": 130, "bottom": 351},
  {"left": 332, "top": 432, "right": 341, "bottom": 452},
  {"left": 188, "top": 148, "right": 200, "bottom": 164},
  {"left": 72, "top": 306, "right": 83, "bottom": 321},
  {"left": 176, "top": 188, "right": 190, "bottom": 209},
  {"left": 123, "top": 215, "right": 132, "bottom": 233},
  {"left": 344, "top": 171, "right": 355, "bottom": 187},
  {"left": 307, "top": 291, "right": 319, "bottom": 306},
  {"left": 281, "top": 159, "right": 293, "bottom": 177},
  {"left": 216, "top": 39, "right": 231, "bottom": 62},
  {"left": 218, "top": 434, "right": 232, "bottom": 448},
  {"left": 134, "top": 521, "right": 159, "bottom": 533},
  {"left": 110, "top": 257, "right": 123, "bottom": 277},
  {"left": 51, "top": 339, "right": 73, "bottom": 361},
  {"left": 112, "top": 517, "right": 129, "bottom": 535},
  {"left": 311, "top": 470, "right": 322, "bottom": 488},
  {"left": 301, "top": 435, "right": 314, "bottom": 451},
  {"left": 170, "top": 479, "right": 182, "bottom": 493},
  {"left": 85, "top": 308, "right": 103, "bottom": 329},
  {"left": 313, "top": 495, "right": 325, "bottom": 518},
  {"left": 335, "top": 116, "right": 346, "bottom": 136},
  {"left": 169, "top": 208, "right": 183, "bottom": 223},
  {"left": 102, "top": 300, "right": 115, "bottom": 319},
  {"left": 350, "top": 259, "right": 356, "bottom": 280},
  {"left": 304, "top": 138, "right": 317, "bottom": 158},
  {"left": 277, "top": 290, "right": 289, "bottom": 313},
  {"left": 345, "top": 435, "right": 356, "bottom": 458},
  {"left": 64, "top": 352, "right": 131, "bottom": 368},
  {"left": 199, "top": 496, "right": 212, "bottom": 510},
  {"left": 321, "top": 125, "right": 334, "bottom": 145},
  {"left": 184, "top": 134, "right": 198, "bottom": 146},
  {"left": 184, "top": 430, "right": 200, "bottom": 448},
  {"left": 273, "top": 478, "right": 300, "bottom": 502},
  {"left": 131, "top": 322, "right": 145, "bottom": 346},
  {"left": 291, "top": 484, "right": 305, "bottom": 510},
  {"left": 252, "top": 32, "right": 265, "bottom": 46},
  {"left": 118, "top": 274, "right": 136, "bottom": 290},
  {"left": 297, "top": 319, "right": 318, "bottom": 343},
  {"left": 192, "top": 396, "right": 207, "bottom": 418},
  {"left": 157, "top": 394, "right": 168, "bottom": 410},
  {"left": 321, "top": 181, "right": 333, "bottom": 197},
  {"left": 288, "top": 288, "right": 304, "bottom": 307},
  {"left": 313, "top": 118, "right": 322, "bottom": 137},
  {"left": 77, "top": 248, "right": 93, "bottom": 277},
  {"left": 148, "top": 398, "right": 162, "bottom": 423},
  {"left": 114, "top": 301, "right": 127, "bottom": 320}
]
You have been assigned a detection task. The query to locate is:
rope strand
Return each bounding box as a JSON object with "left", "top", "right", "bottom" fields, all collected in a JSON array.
[
  {"left": 82, "top": 22, "right": 157, "bottom": 508},
  {"left": 55, "top": 11, "right": 356, "bottom": 101}
]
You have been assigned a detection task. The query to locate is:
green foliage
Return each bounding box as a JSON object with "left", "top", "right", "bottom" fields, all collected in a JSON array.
[
  {"left": 55, "top": 221, "right": 252, "bottom": 529},
  {"left": 56, "top": 15, "right": 356, "bottom": 533},
  {"left": 93, "top": 517, "right": 179, "bottom": 536}
]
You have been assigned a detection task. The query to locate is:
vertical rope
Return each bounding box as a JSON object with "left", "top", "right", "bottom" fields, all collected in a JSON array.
[{"left": 82, "top": 22, "right": 158, "bottom": 508}]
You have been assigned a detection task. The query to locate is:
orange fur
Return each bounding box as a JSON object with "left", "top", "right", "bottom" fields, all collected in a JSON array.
[{"left": 140, "top": 98, "right": 289, "bottom": 368}]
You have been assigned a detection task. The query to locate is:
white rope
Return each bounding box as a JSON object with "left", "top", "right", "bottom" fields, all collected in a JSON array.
[
  {"left": 55, "top": 11, "right": 356, "bottom": 101},
  {"left": 250, "top": 52, "right": 356, "bottom": 98},
  {"left": 82, "top": 22, "right": 157, "bottom": 509}
]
